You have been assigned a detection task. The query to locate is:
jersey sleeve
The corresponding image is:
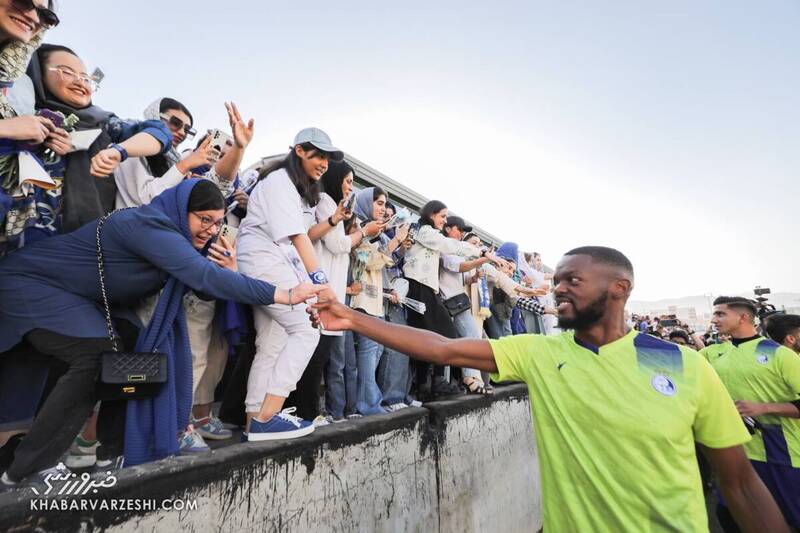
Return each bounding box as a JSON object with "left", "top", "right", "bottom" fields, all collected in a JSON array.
[
  {"left": 489, "top": 336, "right": 534, "bottom": 384},
  {"left": 776, "top": 347, "right": 800, "bottom": 398},
  {"left": 693, "top": 356, "right": 752, "bottom": 448}
]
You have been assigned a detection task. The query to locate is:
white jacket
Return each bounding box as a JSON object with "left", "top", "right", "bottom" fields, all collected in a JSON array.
[{"left": 403, "top": 225, "right": 480, "bottom": 292}]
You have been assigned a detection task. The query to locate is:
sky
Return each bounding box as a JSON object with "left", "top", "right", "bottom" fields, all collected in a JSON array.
[{"left": 45, "top": 1, "right": 799, "bottom": 301}]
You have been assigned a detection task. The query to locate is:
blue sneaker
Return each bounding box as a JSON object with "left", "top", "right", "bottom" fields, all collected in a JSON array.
[
  {"left": 193, "top": 414, "right": 233, "bottom": 441},
  {"left": 179, "top": 425, "right": 210, "bottom": 454},
  {"left": 248, "top": 408, "right": 314, "bottom": 442}
]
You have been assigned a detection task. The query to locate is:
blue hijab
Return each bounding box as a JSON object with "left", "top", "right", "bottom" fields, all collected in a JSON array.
[
  {"left": 354, "top": 187, "right": 377, "bottom": 222},
  {"left": 124, "top": 179, "right": 202, "bottom": 465},
  {"left": 496, "top": 242, "right": 519, "bottom": 263}
]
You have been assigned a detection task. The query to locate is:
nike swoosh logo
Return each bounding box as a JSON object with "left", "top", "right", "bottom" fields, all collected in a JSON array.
[{"left": 557, "top": 362, "right": 566, "bottom": 371}]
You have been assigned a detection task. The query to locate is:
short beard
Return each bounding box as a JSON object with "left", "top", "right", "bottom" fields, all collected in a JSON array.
[{"left": 558, "top": 292, "right": 608, "bottom": 330}]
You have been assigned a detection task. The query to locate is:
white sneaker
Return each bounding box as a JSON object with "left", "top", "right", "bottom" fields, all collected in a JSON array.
[
  {"left": 312, "top": 415, "right": 330, "bottom": 427},
  {"left": 409, "top": 400, "right": 423, "bottom": 408},
  {"left": 179, "top": 425, "right": 210, "bottom": 454},
  {"left": 385, "top": 403, "right": 409, "bottom": 412},
  {"left": 64, "top": 436, "right": 100, "bottom": 469}
]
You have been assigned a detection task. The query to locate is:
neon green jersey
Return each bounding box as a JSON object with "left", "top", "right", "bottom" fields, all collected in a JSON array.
[
  {"left": 490, "top": 330, "right": 750, "bottom": 533},
  {"left": 701, "top": 337, "right": 800, "bottom": 466}
]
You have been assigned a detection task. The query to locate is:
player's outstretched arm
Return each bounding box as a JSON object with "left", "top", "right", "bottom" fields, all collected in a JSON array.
[
  {"left": 701, "top": 444, "right": 789, "bottom": 533},
  {"left": 310, "top": 297, "right": 498, "bottom": 373}
]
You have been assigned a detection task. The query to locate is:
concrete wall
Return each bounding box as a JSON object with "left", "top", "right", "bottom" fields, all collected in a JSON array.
[{"left": 0, "top": 385, "right": 541, "bottom": 533}]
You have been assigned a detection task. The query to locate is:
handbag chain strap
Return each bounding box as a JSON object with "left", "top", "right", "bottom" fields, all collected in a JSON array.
[{"left": 95, "top": 208, "right": 134, "bottom": 353}]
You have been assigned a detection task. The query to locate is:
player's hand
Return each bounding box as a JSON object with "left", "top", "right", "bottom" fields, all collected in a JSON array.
[
  {"left": 735, "top": 400, "right": 767, "bottom": 418},
  {"left": 308, "top": 298, "right": 353, "bottom": 331}
]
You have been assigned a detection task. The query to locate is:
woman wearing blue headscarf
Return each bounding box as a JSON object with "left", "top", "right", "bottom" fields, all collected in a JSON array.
[
  {"left": 0, "top": 179, "right": 323, "bottom": 487},
  {"left": 349, "top": 187, "right": 405, "bottom": 415}
]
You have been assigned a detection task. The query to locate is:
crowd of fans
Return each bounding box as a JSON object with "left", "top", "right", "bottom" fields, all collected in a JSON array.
[
  {"left": 0, "top": 5, "right": 797, "bottom": 531},
  {"left": 0, "top": 2, "right": 561, "bottom": 488}
]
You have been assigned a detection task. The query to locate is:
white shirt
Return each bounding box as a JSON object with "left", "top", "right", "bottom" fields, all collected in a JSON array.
[
  {"left": 114, "top": 158, "right": 185, "bottom": 208},
  {"left": 439, "top": 253, "right": 467, "bottom": 299},
  {"left": 403, "top": 225, "right": 480, "bottom": 292},
  {"left": 238, "top": 169, "right": 314, "bottom": 247},
  {"left": 237, "top": 168, "right": 316, "bottom": 278},
  {"left": 114, "top": 157, "right": 235, "bottom": 209},
  {"left": 313, "top": 193, "right": 353, "bottom": 335}
]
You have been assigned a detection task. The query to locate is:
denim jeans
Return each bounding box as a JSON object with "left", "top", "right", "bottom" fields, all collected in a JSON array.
[
  {"left": 354, "top": 319, "right": 386, "bottom": 415},
  {"left": 485, "top": 303, "right": 512, "bottom": 339},
  {"left": 377, "top": 303, "right": 413, "bottom": 405},
  {"left": 325, "top": 332, "right": 357, "bottom": 419},
  {"left": 522, "top": 307, "right": 545, "bottom": 335},
  {"left": 451, "top": 310, "right": 482, "bottom": 379}
]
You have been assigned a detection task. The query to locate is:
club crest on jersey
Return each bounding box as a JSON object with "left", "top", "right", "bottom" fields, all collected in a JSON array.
[
  {"left": 651, "top": 374, "right": 677, "bottom": 396},
  {"left": 756, "top": 354, "right": 769, "bottom": 365}
]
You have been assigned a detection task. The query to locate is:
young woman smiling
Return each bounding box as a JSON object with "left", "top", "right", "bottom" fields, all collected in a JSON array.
[{"left": 237, "top": 127, "right": 343, "bottom": 440}]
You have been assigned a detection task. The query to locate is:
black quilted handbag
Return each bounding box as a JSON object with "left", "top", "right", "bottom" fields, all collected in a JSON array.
[{"left": 94, "top": 211, "right": 167, "bottom": 400}]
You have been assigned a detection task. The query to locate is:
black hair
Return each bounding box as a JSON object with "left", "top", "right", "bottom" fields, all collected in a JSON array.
[
  {"left": 260, "top": 142, "right": 321, "bottom": 207},
  {"left": 187, "top": 179, "right": 225, "bottom": 212},
  {"left": 372, "top": 186, "right": 387, "bottom": 202},
  {"left": 320, "top": 160, "right": 354, "bottom": 205},
  {"left": 160, "top": 97, "right": 193, "bottom": 126},
  {"left": 668, "top": 330, "right": 690, "bottom": 343},
  {"left": 419, "top": 200, "right": 447, "bottom": 228},
  {"left": 764, "top": 314, "right": 800, "bottom": 344},
  {"left": 564, "top": 246, "right": 634, "bottom": 277},
  {"left": 145, "top": 99, "right": 194, "bottom": 178},
  {"left": 385, "top": 201, "right": 396, "bottom": 213},
  {"left": 38, "top": 43, "right": 77, "bottom": 66},
  {"left": 713, "top": 296, "right": 758, "bottom": 319}
]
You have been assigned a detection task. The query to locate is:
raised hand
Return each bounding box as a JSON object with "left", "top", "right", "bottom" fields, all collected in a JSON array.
[{"left": 225, "top": 102, "right": 254, "bottom": 149}]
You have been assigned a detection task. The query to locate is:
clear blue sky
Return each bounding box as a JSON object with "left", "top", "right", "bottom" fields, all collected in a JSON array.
[{"left": 47, "top": 1, "right": 799, "bottom": 300}]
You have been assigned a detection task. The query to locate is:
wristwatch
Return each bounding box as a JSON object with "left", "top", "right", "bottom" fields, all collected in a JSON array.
[
  {"left": 309, "top": 270, "right": 329, "bottom": 285},
  {"left": 107, "top": 143, "right": 128, "bottom": 162},
  {"left": 327, "top": 216, "right": 337, "bottom": 227}
]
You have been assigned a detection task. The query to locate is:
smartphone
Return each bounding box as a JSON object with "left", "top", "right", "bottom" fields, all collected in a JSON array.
[
  {"left": 218, "top": 224, "right": 238, "bottom": 243},
  {"left": 344, "top": 192, "right": 356, "bottom": 212},
  {"left": 208, "top": 129, "right": 234, "bottom": 157}
]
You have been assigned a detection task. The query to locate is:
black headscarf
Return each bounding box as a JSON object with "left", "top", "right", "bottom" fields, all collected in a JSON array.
[
  {"left": 321, "top": 160, "right": 354, "bottom": 205},
  {"left": 27, "top": 44, "right": 116, "bottom": 232}
]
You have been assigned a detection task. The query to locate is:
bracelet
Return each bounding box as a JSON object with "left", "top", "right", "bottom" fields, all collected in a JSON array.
[
  {"left": 288, "top": 288, "right": 294, "bottom": 310},
  {"left": 327, "top": 216, "right": 336, "bottom": 227},
  {"left": 309, "top": 269, "right": 329, "bottom": 285},
  {"left": 107, "top": 143, "right": 128, "bottom": 162}
]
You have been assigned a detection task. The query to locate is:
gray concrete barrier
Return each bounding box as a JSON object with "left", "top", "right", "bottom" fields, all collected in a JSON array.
[{"left": 0, "top": 384, "right": 541, "bottom": 533}]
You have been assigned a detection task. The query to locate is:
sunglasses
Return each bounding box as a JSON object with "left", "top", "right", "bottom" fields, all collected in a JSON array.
[
  {"left": 160, "top": 114, "right": 196, "bottom": 140},
  {"left": 10, "top": 0, "right": 60, "bottom": 29}
]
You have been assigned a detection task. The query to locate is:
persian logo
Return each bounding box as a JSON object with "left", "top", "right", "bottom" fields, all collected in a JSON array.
[
  {"left": 651, "top": 374, "right": 677, "bottom": 397},
  {"left": 30, "top": 465, "right": 117, "bottom": 496},
  {"left": 756, "top": 354, "right": 769, "bottom": 365}
]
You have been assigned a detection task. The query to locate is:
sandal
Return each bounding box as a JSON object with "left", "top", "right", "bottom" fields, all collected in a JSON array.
[{"left": 463, "top": 377, "right": 491, "bottom": 395}]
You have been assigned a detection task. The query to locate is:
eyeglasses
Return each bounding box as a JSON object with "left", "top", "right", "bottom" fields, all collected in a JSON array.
[
  {"left": 47, "top": 66, "right": 100, "bottom": 92},
  {"left": 11, "top": 0, "right": 60, "bottom": 29},
  {"left": 160, "top": 114, "right": 196, "bottom": 140},
  {"left": 191, "top": 212, "right": 224, "bottom": 232}
]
